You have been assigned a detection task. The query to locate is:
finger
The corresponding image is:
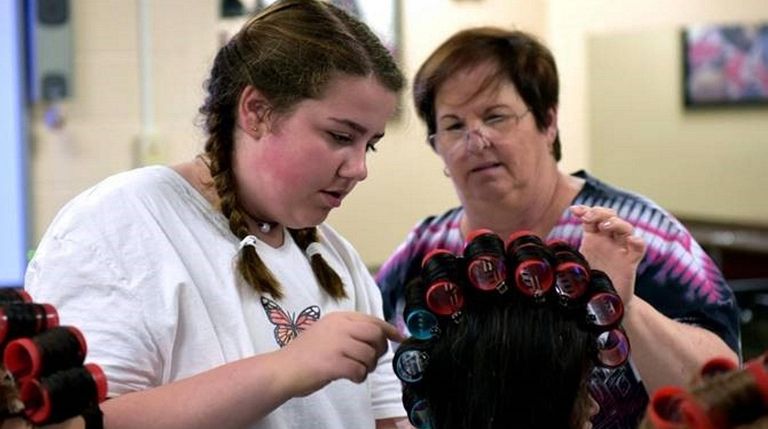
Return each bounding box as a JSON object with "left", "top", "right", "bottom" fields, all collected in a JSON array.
[
  {"left": 376, "top": 318, "right": 405, "bottom": 343},
  {"left": 584, "top": 207, "right": 618, "bottom": 224},
  {"left": 627, "top": 235, "right": 648, "bottom": 258},
  {"left": 341, "top": 338, "right": 381, "bottom": 374},
  {"left": 569, "top": 205, "right": 590, "bottom": 217},
  {"left": 348, "top": 313, "right": 405, "bottom": 344},
  {"left": 597, "top": 216, "right": 634, "bottom": 236},
  {"left": 336, "top": 356, "right": 369, "bottom": 383},
  {"left": 337, "top": 314, "right": 388, "bottom": 358}
]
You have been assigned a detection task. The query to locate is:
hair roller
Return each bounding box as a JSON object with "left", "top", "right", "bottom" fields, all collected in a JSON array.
[
  {"left": 548, "top": 240, "right": 591, "bottom": 306},
  {"left": 402, "top": 384, "right": 433, "bottom": 429},
  {"left": 595, "top": 328, "right": 630, "bottom": 368},
  {"left": 0, "top": 303, "right": 59, "bottom": 346},
  {"left": 421, "top": 249, "right": 465, "bottom": 321},
  {"left": 464, "top": 229, "right": 508, "bottom": 295},
  {"left": 403, "top": 277, "right": 441, "bottom": 340},
  {"left": 584, "top": 270, "right": 624, "bottom": 331},
  {"left": 505, "top": 231, "right": 555, "bottom": 300},
  {"left": 393, "top": 339, "right": 431, "bottom": 384}
]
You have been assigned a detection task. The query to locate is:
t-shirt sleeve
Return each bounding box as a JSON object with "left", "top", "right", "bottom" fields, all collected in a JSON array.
[
  {"left": 375, "top": 227, "right": 423, "bottom": 324},
  {"left": 635, "top": 223, "right": 741, "bottom": 354},
  {"left": 366, "top": 282, "right": 407, "bottom": 420},
  {"left": 24, "top": 229, "right": 163, "bottom": 396}
]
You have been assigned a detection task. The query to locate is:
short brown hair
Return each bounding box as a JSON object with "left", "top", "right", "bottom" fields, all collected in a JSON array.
[{"left": 413, "top": 27, "right": 561, "bottom": 161}]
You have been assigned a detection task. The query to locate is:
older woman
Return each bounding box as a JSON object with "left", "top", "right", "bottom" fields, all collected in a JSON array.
[{"left": 376, "top": 27, "right": 740, "bottom": 429}]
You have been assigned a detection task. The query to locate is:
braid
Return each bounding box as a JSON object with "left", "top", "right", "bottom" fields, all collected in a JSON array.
[
  {"left": 289, "top": 228, "right": 346, "bottom": 299},
  {"left": 202, "top": 73, "right": 282, "bottom": 298}
]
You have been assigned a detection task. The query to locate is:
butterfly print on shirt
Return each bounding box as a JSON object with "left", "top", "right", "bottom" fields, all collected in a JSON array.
[{"left": 260, "top": 296, "right": 321, "bottom": 347}]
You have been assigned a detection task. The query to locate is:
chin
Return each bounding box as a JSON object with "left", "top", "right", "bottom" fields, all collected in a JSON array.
[{"left": 290, "top": 213, "right": 330, "bottom": 229}]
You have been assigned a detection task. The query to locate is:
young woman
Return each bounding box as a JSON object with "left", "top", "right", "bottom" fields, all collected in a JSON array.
[{"left": 24, "top": 1, "right": 407, "bottom": 428}]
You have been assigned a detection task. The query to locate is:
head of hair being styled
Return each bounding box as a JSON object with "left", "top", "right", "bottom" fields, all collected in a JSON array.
[
  {"left": 415, "top": 295, "right": 597, "bottom": 429},
  {"left": 199, "top": 0, "right": 405, "bottom": 299},
  {"left": 639, "top": 354, "right": 768, "bottom": 429},
  {"left": 412, "top": 27, "right": 561, "bottom": 161}
]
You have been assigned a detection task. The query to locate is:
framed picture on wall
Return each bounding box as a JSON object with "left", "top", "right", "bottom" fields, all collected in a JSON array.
[{"left": 682, "top": 23, "right": 768, "bottom": 107}]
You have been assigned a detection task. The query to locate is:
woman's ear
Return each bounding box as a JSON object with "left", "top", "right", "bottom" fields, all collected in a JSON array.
[
  {"left": 545, "top": 107, "right": 559, "bottom": 141},
  {"left": 237, "top": 85, "right": 271, "bottom": 139}
]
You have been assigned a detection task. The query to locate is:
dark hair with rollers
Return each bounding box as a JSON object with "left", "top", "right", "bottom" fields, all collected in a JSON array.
[
  {"left": 639, "top": 353, "right": 768, "bottom": 429},
  {"left": 418, "top": 298, "right": 597, "bottom": 429},
  {"left": 395, "top": 233, "right": 631, "bottom": 429},
  {"left": 198, "top": 0, "right": 405, "bottom": 299}
]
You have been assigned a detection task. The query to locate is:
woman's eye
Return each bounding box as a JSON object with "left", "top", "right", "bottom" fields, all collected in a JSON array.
[
  {"left": 329, "top": 132, "right": 353, "bottom": 144},
  {"left": 486, "top": 114, "right": 508, "bottom": 125},
  {"left": 443, "top": 123, "right": 464, "bottom": 132}
]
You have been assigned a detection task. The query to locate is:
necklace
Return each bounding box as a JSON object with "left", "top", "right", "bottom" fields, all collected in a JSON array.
[{"left": 257, "top": 221, "right": 274, "bottom": 234}]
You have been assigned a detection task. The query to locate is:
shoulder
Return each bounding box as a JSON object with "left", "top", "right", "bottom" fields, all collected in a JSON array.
[
  {"left": 574, "top": 170, "right": 685, "bottom": 238},
  {"left": 56, "top": 166, "right": 187, "bottom": 215},
  {"left": 49, "top": 167, "right": 201, "bottom": 232},
  {"left": 376, "top": 207, "right": 464, "bottom": 283},
  {"left": 402, "top": 207, "right": 464, "bottom": 249}
]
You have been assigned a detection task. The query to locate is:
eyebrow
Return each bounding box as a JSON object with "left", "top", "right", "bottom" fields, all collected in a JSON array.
[
  {"left": 329, "top": 117, "right": 385, "bottom": 139},
  {"left": 438, "top": 103, "right": 511, "bottom": 122}
]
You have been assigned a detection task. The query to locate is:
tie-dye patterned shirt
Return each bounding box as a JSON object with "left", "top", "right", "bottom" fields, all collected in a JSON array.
[{"left": 375, "top": 170, "right": 740, "bottom": 429}]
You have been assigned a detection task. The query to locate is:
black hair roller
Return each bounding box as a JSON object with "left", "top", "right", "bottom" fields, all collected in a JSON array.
[
  {"left": 403, "top": 277, "right": 440, "bottom": 341},
  {"left": 505, "top": 231, "right": 555, "bottom": 301},
  {"left": 0, "top": 303, "right": 59, "bottom": 346},
  {"left": 393, "top": 339, "right": 431, "bottom": 385},
  {"left": 548, "top": 240, "right": 591, "bottom": 307},
  {"left": 4, "top": 326, "right": 87, "bottom": 380},
  {"left": 584, "top": 270, "right": 624, "bottom": 331},
  {"left": 402, "top": 384, "right": 432, "bottom": 429},
  {"left": 421, "top": 249, "right": 465, "bottom": 322},
  {"left": 19, "top": 363, "right": 108, "bottom": 425},
  {"left": 595, "top": 328, "right": 631, "bottom": 368},
  {"left": 463, "top": 229, "right": 508, "bottom": 295},
  {"left": 0, "top": 289, "right": 32, "bottom": 305}
]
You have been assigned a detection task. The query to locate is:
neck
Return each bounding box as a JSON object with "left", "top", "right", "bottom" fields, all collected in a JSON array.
[
  {"left": 461, "top": 171, "right": 583, "bottom": 240},
  {"left": 174, "top": 157, "right": 285, "bottom": 246}
]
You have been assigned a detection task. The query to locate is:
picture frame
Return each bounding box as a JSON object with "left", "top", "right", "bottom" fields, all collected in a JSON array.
[{"left": 682, "top": 23, "right": 768, "bottom": 107}]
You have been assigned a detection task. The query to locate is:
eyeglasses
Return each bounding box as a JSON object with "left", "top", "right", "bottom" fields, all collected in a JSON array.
[{"left": 427, "top": 109, "right": 530, "bottom": 154}]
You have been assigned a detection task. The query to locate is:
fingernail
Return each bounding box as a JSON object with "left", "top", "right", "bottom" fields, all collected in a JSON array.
[{"left": 601, "top": 220, "right": 612, "bottom": 228}]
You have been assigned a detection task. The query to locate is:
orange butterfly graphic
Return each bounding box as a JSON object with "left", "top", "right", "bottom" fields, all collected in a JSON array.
[{"left": 260, "top": 297, "right": 321, "bottom": 347}]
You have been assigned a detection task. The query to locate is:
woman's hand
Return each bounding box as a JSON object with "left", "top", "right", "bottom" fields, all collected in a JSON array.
[
  {"left": 277, "top": 312, "right": 404, "bottom": 397},
  {"left": 570, "top": 205, "right": 646, "bottom": 306}
]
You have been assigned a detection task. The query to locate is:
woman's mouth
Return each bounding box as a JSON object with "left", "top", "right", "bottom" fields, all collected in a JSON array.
[
  {"left": 470, "top": 162, "right": 502, "bottom": 173},
  {"left": 321, "top": 190, "right": 344, "bottom": 208}
]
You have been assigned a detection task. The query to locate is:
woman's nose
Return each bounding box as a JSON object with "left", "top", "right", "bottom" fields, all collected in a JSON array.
[
  {"left": 338, "top": 147, "right": 368, "bottom": 181},
  {"left": 464, "top": 128, "right": 492, "bottom": 154}
]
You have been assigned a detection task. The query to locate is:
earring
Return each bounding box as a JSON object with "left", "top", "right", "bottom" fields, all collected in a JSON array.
[{"left": 443, "top": 167, "right": 451, "bottom": 178}]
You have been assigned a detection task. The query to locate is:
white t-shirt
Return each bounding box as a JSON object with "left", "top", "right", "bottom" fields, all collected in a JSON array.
[{"left": 25, "top": 166, "right": 404, "bottom": 429}]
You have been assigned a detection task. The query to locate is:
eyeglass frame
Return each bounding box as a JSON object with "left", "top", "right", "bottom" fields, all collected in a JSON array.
[{"left": 427, "top": 108, "right": 531, "bottom": 153}]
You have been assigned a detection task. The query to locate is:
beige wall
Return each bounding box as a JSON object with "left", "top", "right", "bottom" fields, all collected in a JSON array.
[
  {"left": 28, "top": 0, "right": 768, "bottom": 267},
  {"left": 589, "top": 29, "right": 768, "bottom": 224},
  {"left": 547, "top": 0, "right": 768, "bottom": 227}
]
